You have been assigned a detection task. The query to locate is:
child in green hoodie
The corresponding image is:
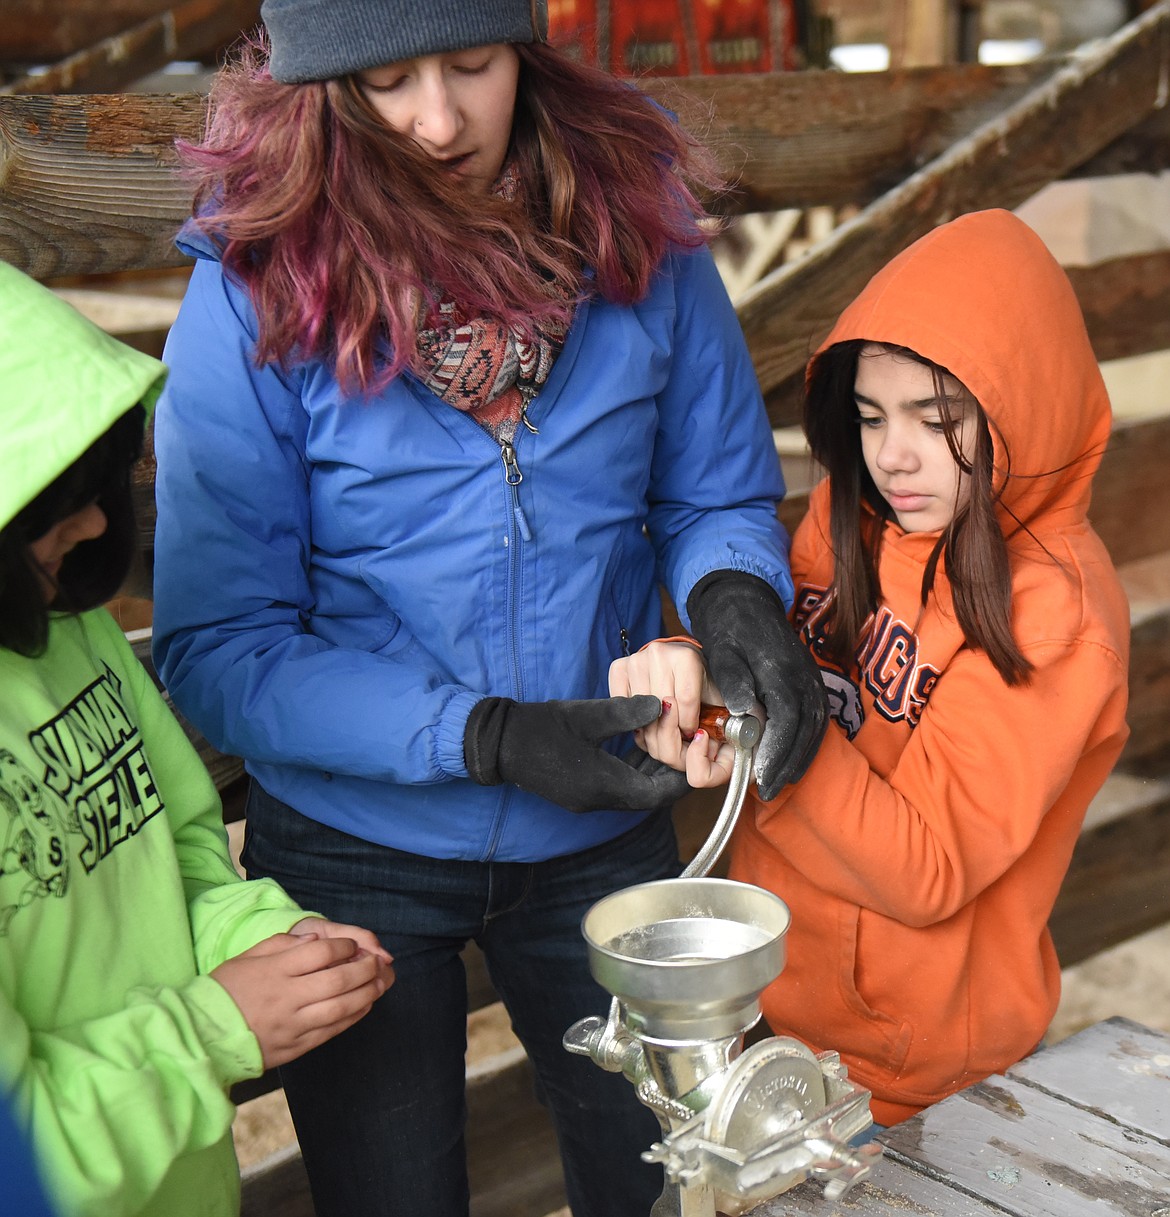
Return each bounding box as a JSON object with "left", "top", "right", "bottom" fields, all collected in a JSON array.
[{"left": 0, "top": 261, "right": 395, "bottom": 1217}]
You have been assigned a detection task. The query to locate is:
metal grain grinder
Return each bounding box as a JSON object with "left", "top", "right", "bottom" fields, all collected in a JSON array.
[{"left": 564, "top": 708, "right": 881, "bottom": 1216}]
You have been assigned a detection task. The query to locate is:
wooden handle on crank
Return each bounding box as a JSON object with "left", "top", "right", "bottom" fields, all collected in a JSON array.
[{"left": 681, "top": 703, "right": 731, "bottom": 742}]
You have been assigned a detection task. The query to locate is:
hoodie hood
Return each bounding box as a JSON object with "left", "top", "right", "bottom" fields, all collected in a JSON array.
[
  {"left": 0, "top": 262, "right": 167, "bottom": 532},
  {"left": 811, "top": 209, "right": 1111, "bottom": 533}
]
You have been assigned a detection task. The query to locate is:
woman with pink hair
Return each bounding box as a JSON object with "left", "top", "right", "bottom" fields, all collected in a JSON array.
[{"left": 150, "top": 4, "right": 826, "bottom": 1213}]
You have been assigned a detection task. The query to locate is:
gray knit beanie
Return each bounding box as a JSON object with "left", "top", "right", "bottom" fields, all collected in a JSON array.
[{"left": 262, "top": 0, "right": 548, "bottom": 83}]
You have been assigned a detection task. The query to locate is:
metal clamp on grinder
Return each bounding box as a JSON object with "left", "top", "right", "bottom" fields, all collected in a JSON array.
[{"left": 564, "top": 707, "right": 881, "bottom": 1217}]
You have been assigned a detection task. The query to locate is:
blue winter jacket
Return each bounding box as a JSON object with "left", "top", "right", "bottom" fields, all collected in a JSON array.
[{"left": 152, "top": 226, "right": 793, "bottom": 861}]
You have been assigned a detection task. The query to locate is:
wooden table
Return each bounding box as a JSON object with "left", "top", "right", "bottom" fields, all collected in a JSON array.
[{"left": 756, "top": 1016, "right": 1170, "bottom": 1216}]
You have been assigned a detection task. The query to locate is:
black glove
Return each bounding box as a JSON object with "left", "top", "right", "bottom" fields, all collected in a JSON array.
[
  {"left": 464, "top": 695, "right": 690, "bottom": 814},
  {"left": 687, "top": 570, "right": 828, "bottom": 801}
]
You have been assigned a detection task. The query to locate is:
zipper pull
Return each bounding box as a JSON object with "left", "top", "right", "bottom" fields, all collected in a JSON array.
[
  {"left": 518, "top": 385, "right": 540, "bottom": 434},
  {"left": 499, "top": 442, "right": 532, "bottom": 541},
  {"left": 500, "top": 442, "right": 523, "bottom": 486}
]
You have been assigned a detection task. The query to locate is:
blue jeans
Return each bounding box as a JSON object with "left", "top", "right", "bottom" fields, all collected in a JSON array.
[{"left": 242, "top": 782, "right": 681, "bottom": 1217}]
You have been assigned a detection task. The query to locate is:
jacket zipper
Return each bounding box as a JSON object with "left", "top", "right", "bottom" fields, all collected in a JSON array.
[
  {"left": 499, "top": 441, "right": 533, "bottom": 541},
  {"left": 486, "top": 406, "right": 537, "bottom": 859}
]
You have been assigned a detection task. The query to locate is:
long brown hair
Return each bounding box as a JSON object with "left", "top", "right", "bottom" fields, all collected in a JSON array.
[
  {"left": 804, "top": 340, "right": 1033, "bottom": 686},
  {"left": 179, "top": 36, "right": 724, "bottom": 395}
]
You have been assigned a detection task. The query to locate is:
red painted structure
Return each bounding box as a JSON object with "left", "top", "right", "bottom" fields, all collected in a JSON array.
[{"left": 547, "top": 0, "right": 803, "bottom": 76}]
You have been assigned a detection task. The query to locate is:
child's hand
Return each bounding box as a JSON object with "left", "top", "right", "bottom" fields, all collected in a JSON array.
[
  {"left": 609, "top": 641, "right": 732, "bottom": 788},
  {"left": 288, "top": 917, "right": 395, "bottom": 968},
  {"left": 211, "top": 932, "right": 394, "bottom": 1069}
]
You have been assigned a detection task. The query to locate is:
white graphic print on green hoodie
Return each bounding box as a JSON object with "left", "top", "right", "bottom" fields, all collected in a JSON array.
[{"left": 0, "top": 262, "right": 310, "bottom": 1217}]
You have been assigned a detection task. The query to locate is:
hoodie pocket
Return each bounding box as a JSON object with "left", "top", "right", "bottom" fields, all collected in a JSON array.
[{"left": 837, "top": 904, "right": 914, "bottom": 1076}]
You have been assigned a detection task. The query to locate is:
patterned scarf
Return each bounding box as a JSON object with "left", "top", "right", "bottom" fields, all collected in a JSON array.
[{"left": 416, "top": 164, "right": 574, "bottom": 443}]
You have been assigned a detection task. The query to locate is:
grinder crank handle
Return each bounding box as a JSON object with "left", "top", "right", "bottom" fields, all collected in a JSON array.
[
  {"left": 679, "top": 704, "right": 761, "bottom": 879},
  {"left": 682, "top": 704, "right": 739, "bottom": 743}
]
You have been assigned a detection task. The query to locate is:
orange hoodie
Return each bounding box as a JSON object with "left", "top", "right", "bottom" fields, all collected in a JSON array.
[{"left": 727, "top": 209, "right": 1130, "bottom": 1126}]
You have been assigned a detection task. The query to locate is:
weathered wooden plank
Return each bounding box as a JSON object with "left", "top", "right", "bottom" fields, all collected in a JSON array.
[
  {"left": 52, "top": 286, "right": 179, "bottom": 357},
  {"left": 754, "top": 1157, "right": 1003, "bottom": 1215},
  {"left": 880, "top": 1074, "right": 1170, "bottom": 1216},
  {"left": 1, "top": 0, "right": 260, "bottom": 96},
  {"left": 669, "top": 1021, "right": 1170, "bottom": 1217},
  {"left": 1049, "top": 771, "right": 1170, "bottom": 963},
  {"left": 641, "top": 60, "right": 1052, "bottom": 212},
  {"left": 1071, "top": 100, "right": 1170, "bottom": 180},
  {"left": 1091, "top": 412, "right": 1170, "bottom": 566},
  {"left": 1068, "top": 250, "right": 1170, "bottom": 367},
  {"left": 1119, "top": 549, "right": 1170, "bottom": 770},
  {"left": 0, "top": 93, "right": 204, "bottom": 279},
  {"left": 1, "top": 2, "right": 175, "bottom": 62},
  {"left": 1009, "top": 1016, "right": 1170, "bottom": 1137},
  {"left": 738, "top": 4, "right": 1170, "bottom": 402},
  {"left": 1121, "top": 605, "right": 1170, "bottom": 772}
]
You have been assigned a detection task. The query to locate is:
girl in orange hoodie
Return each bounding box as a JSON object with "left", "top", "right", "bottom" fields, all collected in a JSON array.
[{"left": 610, "top": 208, "right": 1130, "bottom": 1126}]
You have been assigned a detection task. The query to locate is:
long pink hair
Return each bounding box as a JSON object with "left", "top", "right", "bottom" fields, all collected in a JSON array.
[{"left": 180, "top": 36, "right": 724, "bottom": 394}]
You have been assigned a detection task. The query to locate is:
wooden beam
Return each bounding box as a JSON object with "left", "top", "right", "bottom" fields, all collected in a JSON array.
[
  {"left": 736, "top": 2, "right": 1170, "bottom": 403},
  {"left": 1069, "top": 101, "right": 1170, "bottom": 179},
  {"left": 1091, "top": 413, "right": 1170, "bottom": 566},
  {"left": 1068, "top": 249, "right": 1170, "bottom": 366},
  {"left": 1116, "top": 548, "right": 1170, "bottom": 770},
  {"left": 1123, "top": 603, "right": 1170, "bottom": 771},
  {"left": 0, "top": 93, "right": 203, "bottom": 279},
  {"left": 0, "top": 61, "right": 1053, "bottom": 279},
  {"left": 1049, "top": 772, "right": 1170, "bottom": 964},
  {"left": 0, "top": 2, "right": 173, "bottom": 63},
  {"left": 642, "top": 59, "right": 1052, "bottom": 211},
  {"left": 1, "top": 0, "right": 260, "bottom": 96}
]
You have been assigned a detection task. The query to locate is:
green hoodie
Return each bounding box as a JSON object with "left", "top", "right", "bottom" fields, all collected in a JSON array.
[{"left": 0, "top": 262, "right": 309, "bottom": 1217}]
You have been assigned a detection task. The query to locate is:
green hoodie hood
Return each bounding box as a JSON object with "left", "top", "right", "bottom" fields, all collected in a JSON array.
[{"left": 0, "top": 261, "right": 167, "bottom": 531}]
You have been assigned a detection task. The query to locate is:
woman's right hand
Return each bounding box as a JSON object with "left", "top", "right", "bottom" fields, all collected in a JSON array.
[
  {"left": 609, "top": 641, "right": 734, "bottom": 789},
  {"left": 211, "top": 932, "right": 394, "bottom": 1069}
]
